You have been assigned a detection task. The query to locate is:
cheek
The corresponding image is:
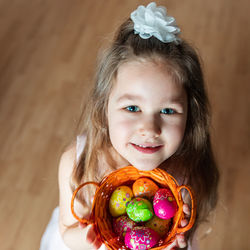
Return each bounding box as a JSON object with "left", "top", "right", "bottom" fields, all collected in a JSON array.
[
  {"left": 171, "top": 127, "right": 185, "bottom": 145},
  {"left": 163, "top": 120, "right": 186, "bottom": 145},
  {"left": 108, "top": 113, "right": 135, "bottom": 138}
]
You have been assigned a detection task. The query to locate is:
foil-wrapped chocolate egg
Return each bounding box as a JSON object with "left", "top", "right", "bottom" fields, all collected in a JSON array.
[
  {"left": 113, "top": 215, "right": 137, "bottom": 238},
  {"left": 153, "top": 188, "right": 177, "bottom": 220},
  {"left": 133, "top": 178, "right": 159, "bottom": 200},
  {"left": 125, "top": 226, "right": 160, "bottom": 250},
  {"left": 109, "top": 186, "right": 133, "bottom": 217},
  {"left": 145, "top": 215, "right": 171, "bottom": 237},
  {"left": 126, "top": 198, "right": 153, "bottom": 222}
]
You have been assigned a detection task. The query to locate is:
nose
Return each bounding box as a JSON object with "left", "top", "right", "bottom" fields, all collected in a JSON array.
[{"left": 138, "top": 115, "right": 161, "bottom": 138}]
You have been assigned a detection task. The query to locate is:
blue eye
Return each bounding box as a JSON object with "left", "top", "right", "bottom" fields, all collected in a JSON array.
[
  {"left": 125, "top": 106, "right": 140, "bottom": 112},
  {"left": 160, "top": 108, "right": 175, "bottom": 115}
]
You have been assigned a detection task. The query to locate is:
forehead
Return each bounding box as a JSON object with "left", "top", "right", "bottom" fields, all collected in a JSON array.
[{"left": 110, "top": 60, "right": 186, "bottom": 103}]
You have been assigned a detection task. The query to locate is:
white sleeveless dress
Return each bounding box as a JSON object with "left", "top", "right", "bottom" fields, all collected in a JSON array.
[{"left": 39, "top": 135, "right": 86, "bottom": 250}]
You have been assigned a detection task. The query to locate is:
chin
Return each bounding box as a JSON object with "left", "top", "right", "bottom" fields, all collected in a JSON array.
[{"left": 131, "top": 161, "right": 160, "bottom": 171}]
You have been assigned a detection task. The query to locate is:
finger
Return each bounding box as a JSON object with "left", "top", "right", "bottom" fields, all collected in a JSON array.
[
  {"left": 176, "top": 234, "right": 187, "bottom": 248},
  {"left": 86, "top": 225, "right": 103, "bottom": 249},
  {"left": 180, "top": 218, "right": 188, "bottom": 227},
  {"left": 183, "top": 204, "right": 191, "bottom": 217},
  {"left": 79, "top": 222, "right": 88, "bottom": 228},
  {"left": 91, "top": 234, "right": 102, "bottom": 249},
  {"left": 86, "top": 225, "right": 96, "bottom": 244},
  {"left": 78, "top": 212, "right": 91, "bottom": 228},
  {"left": 93, "top": 238, "right": 103, "bottom": 249},
  {"left": 163, "top": 238, "right": 178, "bottom": 250}
]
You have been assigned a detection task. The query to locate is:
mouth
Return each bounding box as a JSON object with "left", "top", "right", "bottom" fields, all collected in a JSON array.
[{"left": 130, "top": 143, "right": 163, "bottom": 154}]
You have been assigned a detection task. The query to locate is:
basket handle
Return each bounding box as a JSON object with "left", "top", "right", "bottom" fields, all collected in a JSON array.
[
  {"left": 71, "top": 181, "right": 99, "bottom": 224},
  {"left": 176, "top": 185, "right": 197, "bottom": 234}
]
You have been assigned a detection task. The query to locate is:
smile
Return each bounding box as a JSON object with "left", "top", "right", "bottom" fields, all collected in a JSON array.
[{"left": 131, "top": 143, "right": 163, "bottom": 154}]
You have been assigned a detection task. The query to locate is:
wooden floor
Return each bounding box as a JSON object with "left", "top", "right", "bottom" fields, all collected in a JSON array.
[{"left": 0, "top": 0, "right": 249, "bottom": 249}]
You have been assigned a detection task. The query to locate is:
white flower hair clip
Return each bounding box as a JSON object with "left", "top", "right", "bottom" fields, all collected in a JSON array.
[{"left": 130, "top": 2, "right": 181, "bottom": 43}]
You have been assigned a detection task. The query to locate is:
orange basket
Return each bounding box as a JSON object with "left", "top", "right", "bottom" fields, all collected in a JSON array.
[{"left": 71, "top": 166, "right": 196, "bottom": 249}]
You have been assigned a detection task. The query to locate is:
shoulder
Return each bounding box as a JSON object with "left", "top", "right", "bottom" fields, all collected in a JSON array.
[
  {"left": 59, "top": 133, "right": 86, "bottom": 178},
  {"left": 58, "top": 142, "right": 77, "bottom": 230},
  {"left": 58, "top": 139, "right": 88, "bottom": 235},
  {"left": 58, "top": 142, "right": 76, "bottom": 181}
]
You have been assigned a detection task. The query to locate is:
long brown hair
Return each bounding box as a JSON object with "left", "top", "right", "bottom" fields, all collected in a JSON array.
[{"left": 72, "top": 18, "right": 219, "bottom": 240}]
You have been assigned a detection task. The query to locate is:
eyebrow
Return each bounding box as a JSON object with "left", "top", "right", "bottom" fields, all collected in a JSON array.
[
  {"left": 116, "top": 94, "right": 143, "bottom": 102},
  {"left": 167, "top": 96, "right": 186, "bottom": 105},
  {"left": 117, "top": 93, "right": 185, "bottom": 105}
]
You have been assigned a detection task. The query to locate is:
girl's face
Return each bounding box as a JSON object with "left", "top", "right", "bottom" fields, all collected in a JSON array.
[{"left": 107, "top": 60, "right": 187, "bottom": 171}]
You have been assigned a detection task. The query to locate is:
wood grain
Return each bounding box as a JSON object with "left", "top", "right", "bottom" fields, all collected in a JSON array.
[{"left": 0, "top": 0, "right": 249, "bottom": 249}]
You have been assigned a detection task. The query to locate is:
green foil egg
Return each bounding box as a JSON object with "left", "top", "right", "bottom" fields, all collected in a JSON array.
[{"left": 126, "top": 197, "right": 153, "bottom": 222}]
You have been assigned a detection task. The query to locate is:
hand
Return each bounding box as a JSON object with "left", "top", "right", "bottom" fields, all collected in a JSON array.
[
  {"left": 79, "top": 222, "right": 103, "bottom": 249},
  {"left": 163, "top": 204, "right": 191, "bottom": 250}
]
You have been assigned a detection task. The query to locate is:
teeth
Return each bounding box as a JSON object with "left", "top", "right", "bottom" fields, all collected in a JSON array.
[{"left": 137, "top": 144, "right": 158, "bottom": 148}]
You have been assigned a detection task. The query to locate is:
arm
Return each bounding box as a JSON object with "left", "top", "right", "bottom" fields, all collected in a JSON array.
[{"left": 58, "top": 144, "right": 102, "bottom": 250}]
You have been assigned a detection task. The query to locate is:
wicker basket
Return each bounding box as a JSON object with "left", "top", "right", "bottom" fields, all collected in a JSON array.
[{"left": 71, "top": 166, "right": 196, "bottom": 249}]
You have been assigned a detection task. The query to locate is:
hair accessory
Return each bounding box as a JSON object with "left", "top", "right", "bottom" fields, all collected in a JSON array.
[{"left": 130, "top": 2, "right": 181, "bottom": 43}]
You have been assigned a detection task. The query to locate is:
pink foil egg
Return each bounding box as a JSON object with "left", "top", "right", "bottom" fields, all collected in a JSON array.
[
  {"left": 125, "top": 226, "right": 160, "bottom": 250},
  {"left": 153, "top": 188, "right": 177, "bottom": 220},
  {"left": 113, "top": 215, "right": 137, "bottom": 238}
]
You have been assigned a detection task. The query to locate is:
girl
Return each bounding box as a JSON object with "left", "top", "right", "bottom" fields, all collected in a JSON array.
[{"left": 40, "top": 2, "right": 219, "bottom": 250}]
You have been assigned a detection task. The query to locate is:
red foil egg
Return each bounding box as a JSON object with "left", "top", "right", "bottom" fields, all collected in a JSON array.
[{"left": 113, "top": 215, "right": 136, "bottom": 238}]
